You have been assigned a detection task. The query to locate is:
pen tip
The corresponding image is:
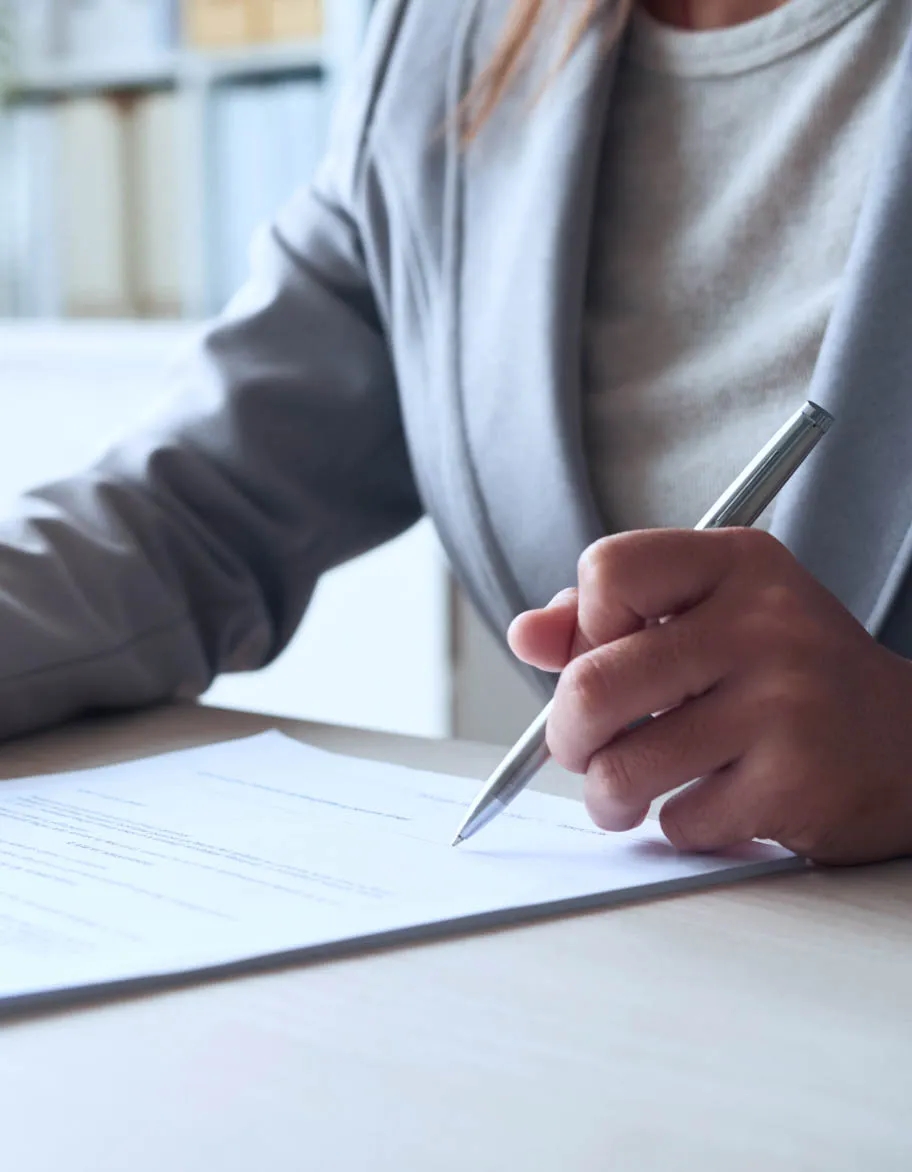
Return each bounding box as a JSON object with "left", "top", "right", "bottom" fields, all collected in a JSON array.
[{"left": 451, "top": 834, "right": 465, "bottom": 848}]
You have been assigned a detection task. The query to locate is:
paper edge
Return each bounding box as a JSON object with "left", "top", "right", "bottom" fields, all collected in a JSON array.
[{"left": 0, "top": 852, "right": 808, "bottom": 1022}]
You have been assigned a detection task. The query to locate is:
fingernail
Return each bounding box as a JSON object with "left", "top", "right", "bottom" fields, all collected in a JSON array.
[{"left": 546, "top": 588, "right": 577, "bottom": 610}]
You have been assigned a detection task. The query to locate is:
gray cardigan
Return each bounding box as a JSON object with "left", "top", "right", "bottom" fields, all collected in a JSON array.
[{"left": 1, "top": 0, "right": 911, "bottom": 742}]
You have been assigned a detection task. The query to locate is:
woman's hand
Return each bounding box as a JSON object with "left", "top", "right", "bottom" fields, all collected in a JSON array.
[{"left": 508, "top": 529, "right": 912, "bottom": 864}]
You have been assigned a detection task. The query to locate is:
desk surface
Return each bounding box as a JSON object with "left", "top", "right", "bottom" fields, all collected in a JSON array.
[{"left": 0, "top": 703, "right": 910, "bottom": 1172}]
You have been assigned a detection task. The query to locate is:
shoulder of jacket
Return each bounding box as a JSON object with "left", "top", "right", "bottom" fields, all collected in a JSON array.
[
  {"left": 332, "top": 0, "right": 472, "bottom": 155},
  {"left": 318, "top": 0, "right": 511, "bottom": 212}
]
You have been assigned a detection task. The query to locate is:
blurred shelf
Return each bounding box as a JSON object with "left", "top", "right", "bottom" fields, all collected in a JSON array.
[
  {"left": 12, "top": 54, "right": 181, "bottom": 97},
  {"left": 12, "top": 41, "right": 326, "bottom": 99},
  {"left": 185, "top": 40, "right": 325, "bottom": 83},
  {"left": 0, "top": 0, "right": 372, "bottom": 320}
]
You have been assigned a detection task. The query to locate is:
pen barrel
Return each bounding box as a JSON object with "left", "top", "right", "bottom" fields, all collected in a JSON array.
[
  {"left": 486, "top": 704, "right": 553, "bottom": 807},
  {"left": 452, "top": 704, "right": 554, "bottom": 841},
  {"left": 695, "top": 401, "right": 834, "bottom": 531}
]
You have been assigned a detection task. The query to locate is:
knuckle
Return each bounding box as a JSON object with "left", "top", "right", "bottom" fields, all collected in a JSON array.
[
  {"left": 577, "top": 536, "right": 610, "bottom": 583},
  {"left": 659, "top": 800, "right": 699, "bottom": 851},
  {"left": 562, "top": 652, "right": 611, "bottom": 724},
  {"left": 748, "top": 671, "right": 818, "bottom": 733},
  {"left": 578, "top": 533, "right": 636, "bottom": 596},
  {"left": 656, "top": 619, "right": 710, "bottom": 700},
  {"left": 733, "top": 584, "right": 806, "bottom": 658},
  {"left": 757, "top": 582, "right": 804, "bottom": 631},
  {"left": 590, "top": 746, "right": 641, "bottom": 808},
  {"left": 729, "top": 526, "right": 786, "bottom": 566}
]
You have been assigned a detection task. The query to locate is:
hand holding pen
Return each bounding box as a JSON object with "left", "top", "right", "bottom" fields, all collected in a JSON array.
[{"left": 456, "top": 401, "right": 912, "bottom": 865}]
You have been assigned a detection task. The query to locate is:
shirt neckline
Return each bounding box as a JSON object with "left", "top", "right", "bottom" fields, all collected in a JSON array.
[{"left": 626, "top": 0, "right": 884, "bottom": 77}]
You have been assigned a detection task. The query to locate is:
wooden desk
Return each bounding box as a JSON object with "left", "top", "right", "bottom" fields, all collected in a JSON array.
[{"left": 1, "top": 703, "right": 910, "bottom": 1171}]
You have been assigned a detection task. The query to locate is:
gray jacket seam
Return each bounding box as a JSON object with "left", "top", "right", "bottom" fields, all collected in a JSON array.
[{"left": 352, "top": 0, "right": 414, "bottom": 192}]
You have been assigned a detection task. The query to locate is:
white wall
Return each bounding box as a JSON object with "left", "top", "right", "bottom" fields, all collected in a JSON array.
[{"left": 451, "top": 590, "right": 543, "bottom": 746}]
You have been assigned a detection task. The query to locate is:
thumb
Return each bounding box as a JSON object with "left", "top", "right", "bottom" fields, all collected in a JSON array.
[{"left": 508, "top": 588, "right": 585, "bottom": 671}]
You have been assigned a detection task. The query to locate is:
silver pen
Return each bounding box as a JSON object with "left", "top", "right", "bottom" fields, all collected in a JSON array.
[{"left": 451, "top": 399, "right": 834, "bottom": 847}]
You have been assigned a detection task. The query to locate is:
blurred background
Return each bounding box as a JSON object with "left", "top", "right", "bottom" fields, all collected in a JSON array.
[{"left": 0, "top": 0, "right": 541, "bottom": 745}]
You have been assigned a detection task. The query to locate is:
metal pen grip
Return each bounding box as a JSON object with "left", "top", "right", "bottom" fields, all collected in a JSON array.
[{"left": 695, "top": 401, "right": 833, "bottom": 531}]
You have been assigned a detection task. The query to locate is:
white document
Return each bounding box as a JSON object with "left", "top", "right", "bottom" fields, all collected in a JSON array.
[{"left": 0, "top": 732, "right": 802, "bottom": 1009}]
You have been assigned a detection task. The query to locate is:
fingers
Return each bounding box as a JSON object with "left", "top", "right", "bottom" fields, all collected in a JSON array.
[
  {"left": 508, "top": 588, "right": 582, "bottom": 671},
  {"left": 576, "top": 530, "right": 741, "bottom": 648},
  {"left": 658, "top": 755, "right": 781, "bottom": 853},
  {"left": 581, "top": 680, "right": 748, "bottom": 831},
  {"left": 512, "top": 530, "right": 750, "bottom": 681},
  {"left": 512, "top": 530, "right": 805, "bottom": 851},
  {"left": 548, "top": 599, "right": 732, "bottom": 774}
]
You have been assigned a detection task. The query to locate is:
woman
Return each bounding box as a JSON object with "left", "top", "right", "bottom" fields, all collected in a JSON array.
[{"left": 2, "top": 0, "right": 911, "bottom": 863}]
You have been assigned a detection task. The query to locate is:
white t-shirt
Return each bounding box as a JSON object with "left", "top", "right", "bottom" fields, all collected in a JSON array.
[{"left": 583, "top": 0, "right": 912, "bottom": 532}]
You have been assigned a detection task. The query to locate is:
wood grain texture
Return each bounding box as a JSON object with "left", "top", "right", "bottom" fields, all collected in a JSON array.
[{"left": 0, "top": 703, "right": 910, "bottom": 1171}]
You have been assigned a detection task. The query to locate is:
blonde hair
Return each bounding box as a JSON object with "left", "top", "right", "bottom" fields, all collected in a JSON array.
[{"left": 462, "top": 0, "right": 631, "bottom": 140}]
